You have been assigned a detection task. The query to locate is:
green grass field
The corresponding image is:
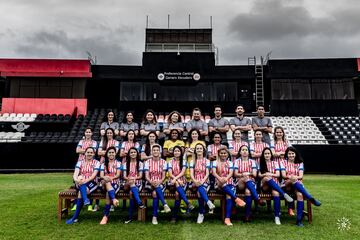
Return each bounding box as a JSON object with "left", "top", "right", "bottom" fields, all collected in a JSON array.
[{"left": 0, "top": 174, "right": 358, "bottom": 240}]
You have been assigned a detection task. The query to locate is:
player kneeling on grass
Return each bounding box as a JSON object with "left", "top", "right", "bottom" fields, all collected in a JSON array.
[
  {"left": 189, "top": 143, "right": 215, "bottom": 224},
  {"left": 98, "top": 147, "right": 121, "bottom": 225},
  {"left": 282, "top": 146, "right": 321, "bottom": 227},
  {"left": 66, "top": 147, "right": 100, "bottom": 224},
  {"left": 144, "top": 144, "right": 171, "bottom": 225},
  {"left": 123, "top": 147, "right": 146, "bottom": 224},
  {"left": 258, "top": 147, "right": 293, "bottom": 225},
  {"left": 212, "top": 147, "right": 246, "bottom": 226},
  {"left": 234, "top": 145, "right": 265, "bottom": 222}
]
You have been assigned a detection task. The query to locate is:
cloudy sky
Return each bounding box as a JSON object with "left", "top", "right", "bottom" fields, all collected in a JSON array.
[{"left": 1, "top": 0, "right": 359, "bottom": 65}]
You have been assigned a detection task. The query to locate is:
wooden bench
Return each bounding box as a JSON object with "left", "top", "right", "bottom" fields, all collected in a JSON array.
[{"left": 58, "top": 189, "right": 312, "bottom": 223}]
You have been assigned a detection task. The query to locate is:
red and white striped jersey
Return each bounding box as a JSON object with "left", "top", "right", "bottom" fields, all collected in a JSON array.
[
  {"left": 121, "top": 141, "right": 140, "bottom": 153},
  {"left": 189, "top": 158, "right": 211, "bottom": 181},
  {"left": 144, "top": 158, "right": 167, "bottom": 181},
  {"left": 229, "top": 140, "right": 249, "bottom": 152},
  {"left": 273, "top": 141, "right": 291, "bottom": 163},
  {"left": 250, "top": 142, "right": 270, "bottom": 164},
  {"left": 168, "top": 158, "right": 187, "bottom": 182},
  {"left": 75, "top": 159, "right": 100, "bottom": 180},
  {"left": 100, "top": 160, "right": 121, "bottom": 184},
  {"left": 168, "top": 158, "right": 187, "bottom": 177},
  {"left": 234, "top": 158, "right": 257, "bottom": 180},
  {"left": 207, "top": 144, "right": 225, "bottom": 157},
  {"left": 212, "top": 160, "right": 234, "bottom": 185},
  {"left": 99, "top": 139, "right": 120, "bottom": 163},
  {"left": 283, "top": 161, "right": 304, "bottom": 176},
  {"left": 77, "top": 139, "right": 98, "bottom": 161},
  {"left": 264, "top": 160, "right": 280, "bottom": 184},
  {"left": 120, "top": 141, "right": 140, "bottom": 161},
  {"left": 122, "top": 161, "right": 144, "bottom": 185},
  {"left": 228, "top": 140, "right": 249, "bottom": 160},
  {"left": 100, "top": 139, "right": 120, "bottom": 151}
]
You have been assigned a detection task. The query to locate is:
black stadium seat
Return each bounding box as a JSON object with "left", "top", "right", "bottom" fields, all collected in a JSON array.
[{"left": 64, "top": 114, "right": 72, "bottom": 121}]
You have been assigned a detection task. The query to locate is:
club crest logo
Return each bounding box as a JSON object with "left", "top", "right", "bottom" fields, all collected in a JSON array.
[
  {"left": 157, "top": 73, "right": 165, "bottom": 81},
  {"left": 11, "top": 122, "right": 30, "bottom": 132}
]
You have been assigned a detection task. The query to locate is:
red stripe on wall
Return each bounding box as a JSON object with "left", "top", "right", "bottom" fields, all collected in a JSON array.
[
  {"left": 1, "top": 98, "right": 87, "bottom": 116},
  {"left": 0, "top": 59, "right": 92, "bottom": 78}
]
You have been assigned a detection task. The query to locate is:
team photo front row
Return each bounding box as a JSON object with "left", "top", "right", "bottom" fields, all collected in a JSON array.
[{"left": 66, "top": 140, "right": 321, "bottom": 227}]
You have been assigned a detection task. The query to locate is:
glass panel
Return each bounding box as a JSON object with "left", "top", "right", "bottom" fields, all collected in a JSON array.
[
  {"left": 120, "top": 82, "right": 143, "bottom": 101},
  {"left": 120, "top": 82, "right": 239, "bottom": 102}
]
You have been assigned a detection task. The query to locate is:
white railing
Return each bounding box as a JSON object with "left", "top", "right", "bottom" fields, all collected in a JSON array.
[{"left": 145, "top": 43, "right": 215, "bottom": 53}]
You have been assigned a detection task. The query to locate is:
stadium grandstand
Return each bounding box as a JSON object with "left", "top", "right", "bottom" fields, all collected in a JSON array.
[{"left": 0, "top": 27, "right": 360, "bottom": 174}]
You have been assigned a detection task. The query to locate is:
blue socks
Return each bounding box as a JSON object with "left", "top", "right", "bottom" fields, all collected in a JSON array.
[
  {"left": 108, "top": 190, "right": 115, "bottom": 201},
  {"left": 131, "top": 186, "right": 142, "bottom": 205},
  {"left": 267, "top": 179, "right": 286, "bottom": 196},
  {"left": 297, "top": 200, "right": 304, "bottom": 223},
  {"left": 198, "top": 198, "right": 205, "bottom": 214},
  {"left": 79, "top": 184, "right": 90, "bottom": 205},
  {"left": 198, "top": 186, "right": 209, "bottom": 202},
  {"left": 153, "top": 197, "right": 159, "bottom": 217},
  {"left": 155, "top": 187, "right": 166, "bottom": 206},
  {"left": 223, "top": 185, "right": 237, "bottom": 200},
  {"left": 66, "top": 198, "right": 83, "bottom": 224},
  {"left": 225, "top": 199, "right": 233, "bottom": 218},
  {"left": 173, "top": 199, "right": 181, "bottom": 218},
  {"left": 294, "top": 182, "right": 312, "bottom": 200},
  {"left": 294, "top": 182, "right": 321, "bottom": 206},
  {"left": 103, "top": 204, "right": 111, "bottom": 217},
  {"left": 176, "top": 186, "right": 190, "bottom": 205},
  {"left": 245, "top": 196, "right": 252, "bottom": 217},
  {"left": 245, "top": 181, "right": 259, "bottom": 201},
  {"left": 128, "top": 199, "right": 135, "bottom": 218},
  {"left": 274, "top": 196, "right": 280, "bottom": 217}
]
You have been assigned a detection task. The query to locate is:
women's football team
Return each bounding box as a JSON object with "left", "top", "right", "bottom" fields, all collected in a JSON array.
[{"left": 68, "top": 109, "right": 321, "bottom": 226}]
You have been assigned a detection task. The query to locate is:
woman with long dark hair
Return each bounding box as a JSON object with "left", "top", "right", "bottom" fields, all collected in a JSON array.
[
  {"left": 140, "top": 109, "right": 160, "bottom": 138},
  {"left": 140, "top": 131, "right": 162, "bottom": 161},
  {"left": 144, "top": 144, "right": 171, "bottom": 224},
  {"left": 76, "top": 127, "right": 98, "bottom": 162},
  {"left": 207, "top": 132, "right": 226, "bottom": 161},
  {"left": 234, "top": 145, "right": 265, "bottom": 222},
  {"left": 120, "top": 130, "right": 141, "bottom": 162},
  {"left": 167, "top": 146, "right": 194, "bottom": 222},
  {"left": 273, "top": 126, "right": 291, "bottom": 164},
  {"left": 120, "top": 111, "right": 139, "bottom": 137},
  {"left": 98, "top": 147, "right": 121, "bottom": 224},
  {"left": 189, "top": 143, "right": 215, "bottom": 224},
  {"left": 258, "top": 147, "right": 293, "bottom": 225},
  {"left": 250, "top": 130, "right": 271, "bottom": 165},
  {"left": 123, "top": 147, "right": 145, "bottom": 223},
  {"left": 163, "top": 110, "right": 184, "bottom": 135},
  {"left": 100, "top": 111, "right": 119, "bottom": 136},
  {"left": 228, "top": 129, "right": 249, "bottom": 160},
  {"left": 66, "top": 147, "right": 99, "bottom": 224},
  {"left": 281, "top": 146, "right": 321, "bottom": 226},
  {"left": 211, "top": 147, "right": 246, "bottom": 226},
  {"left": 98, "top": 128, "right": 120, "bottom": 163}
]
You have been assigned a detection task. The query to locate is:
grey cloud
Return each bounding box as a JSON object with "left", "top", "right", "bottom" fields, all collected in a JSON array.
[
  {"left": 228, "top": 0, "right": 360, "bottom": 42},
  {"left": 15, "top": 30, "right": 138, "bottom": 65},
  {"left": 220, "top": 34, "right": 360, "bottom": 65}
]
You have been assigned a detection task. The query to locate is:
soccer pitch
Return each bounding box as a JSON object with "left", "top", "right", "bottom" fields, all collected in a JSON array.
[{"left": 0, "top": 174, "right": 358, "bottom": 240}]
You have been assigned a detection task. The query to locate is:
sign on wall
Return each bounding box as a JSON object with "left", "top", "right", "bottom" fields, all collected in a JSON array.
[{"left": 157, "top": 72, "right": 201, "bottom": 81}]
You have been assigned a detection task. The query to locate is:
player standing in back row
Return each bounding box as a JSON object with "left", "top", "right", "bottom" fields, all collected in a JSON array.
[{"left": 252, "top": 105, "right": 273, "bottom": 145}]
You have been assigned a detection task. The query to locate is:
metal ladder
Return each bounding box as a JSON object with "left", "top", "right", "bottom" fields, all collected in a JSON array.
[{"left": 248, "top": 56, "right": 264, "bottom": 107}]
